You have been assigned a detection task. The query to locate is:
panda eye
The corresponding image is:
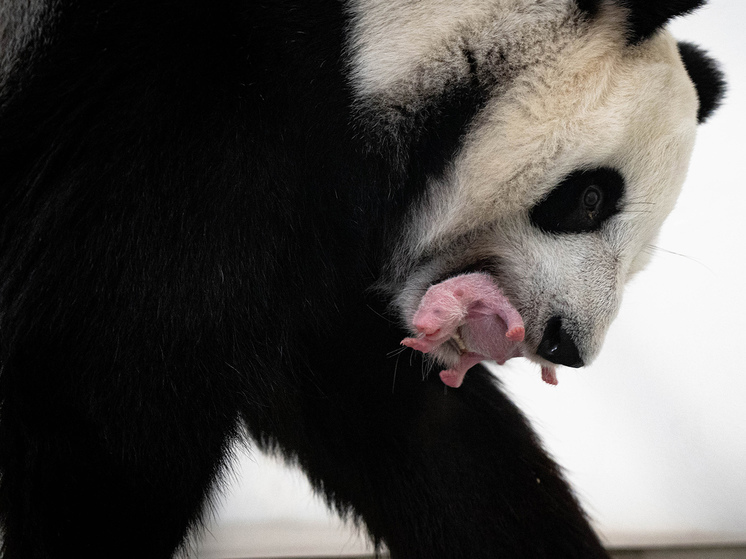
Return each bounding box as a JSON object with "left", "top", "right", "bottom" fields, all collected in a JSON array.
[
  {"left": 529, "top": 168, "right": 624, "bottom": 234},
  {"left": 583, "top": 186, "right": 601, "bottom": 210}
]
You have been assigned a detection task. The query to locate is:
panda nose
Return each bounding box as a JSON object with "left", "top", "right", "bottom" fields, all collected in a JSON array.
[{"left": 537, "top": 316, "right": 583, "bottom": 368}]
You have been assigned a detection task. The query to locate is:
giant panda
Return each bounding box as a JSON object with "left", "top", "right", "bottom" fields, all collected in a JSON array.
[{"left": 0, "top": 0, "right": 725, "bottom": 558}]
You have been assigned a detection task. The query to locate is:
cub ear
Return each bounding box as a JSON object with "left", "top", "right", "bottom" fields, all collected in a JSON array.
[
  {"left": 678, "top": 41, "right": 726, "bottom": 123},
  {"left": 621, "top": 0, "right": 707, "bottom": 43}
]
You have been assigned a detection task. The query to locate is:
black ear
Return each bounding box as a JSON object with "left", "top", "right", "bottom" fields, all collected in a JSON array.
[
  {"left": 678, "top": 41, "right": 726, "bottom": 123},
  {"left": 621, "top": 0, "right": 707, "bottom": 43},
  {"left": 575, "top": 1, "right": 710, "bottom": 44}
]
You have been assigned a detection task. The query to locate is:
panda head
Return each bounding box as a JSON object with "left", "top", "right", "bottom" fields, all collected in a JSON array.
[{"left": 348, "top": 0, "right": 725, "bottom": 379}]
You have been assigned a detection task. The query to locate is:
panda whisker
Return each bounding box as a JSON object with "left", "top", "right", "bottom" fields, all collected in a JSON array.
[
  {"left": 392, "top": 351, "right": 401, "bottom": 393},
  {"left": 366, "top": 304, "right": 397, "bottom": 325},
  {"left": 624, "top": 198, "right": 656, "bottom": 204},
  {"left": 645, "top": 244, "right": 714, "bottom": 273},
  {"left": 623, "top": 209, "right": 653, "bottom": 215},
  {"left": 387, "top": 346, "right": 408, "bottom": 358}
]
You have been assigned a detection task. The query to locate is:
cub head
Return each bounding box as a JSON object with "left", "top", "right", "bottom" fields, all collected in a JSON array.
[{"left": 348, "top": 0, "right": 725, "bottom": 382}]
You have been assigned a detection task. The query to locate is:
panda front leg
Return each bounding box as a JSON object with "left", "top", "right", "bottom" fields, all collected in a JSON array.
[
  {"left": 290, "top": 356, "right": 609, "bottom": 558},
  {"left": 0, "top": 358, "right": 237, "bottom": 559}
]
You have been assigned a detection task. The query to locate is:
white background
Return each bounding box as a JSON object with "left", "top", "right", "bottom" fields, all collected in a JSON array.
[{"left": 199, "top": 2, "right": 746, "bottom": 554}]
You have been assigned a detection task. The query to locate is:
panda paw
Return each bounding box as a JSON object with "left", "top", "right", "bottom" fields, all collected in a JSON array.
[{"left": 438, "top": 352, "right": 485, "bottom": 388}]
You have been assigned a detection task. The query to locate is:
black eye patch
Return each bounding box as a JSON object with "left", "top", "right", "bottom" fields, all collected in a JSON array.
[{"left": 529, "top": 168, "right": 625, "bottom": 234}]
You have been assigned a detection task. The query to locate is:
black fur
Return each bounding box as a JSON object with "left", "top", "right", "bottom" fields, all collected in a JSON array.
[
  {"left": 529, "top": 168, "right": 625, "bottom": 235},
  {"left": 576, "top": 0, "right": 708, "bottom": 44},
  {"left": 575, "top": 0, "right": 602, "bottom": 17},
  {"left": 678, "top": 41, "right": 727, "bottom": 123},
  {"left": 621, "top": 0, "right": 707, "bottom": 43},
  {"left": 0, "top": 1, "right": 712, "bottom": 558}
]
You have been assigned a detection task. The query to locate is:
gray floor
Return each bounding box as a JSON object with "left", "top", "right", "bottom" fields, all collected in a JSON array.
[
  {"left": 609, "top": 547, "right": 746, "bottom": 559},
  {"left": 196, "top": 522, "right": 746, "bottom": 559},
  {"left": 240, "top": 548, "right": 746, "bottom": 559}
]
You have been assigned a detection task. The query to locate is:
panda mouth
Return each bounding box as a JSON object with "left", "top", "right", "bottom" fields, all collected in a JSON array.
[
  {"left": 401, "top": 272, "right": 559, "bottom": 387},
  {"left": 432, "top": 257, "right": 499, "bottom": 285}
]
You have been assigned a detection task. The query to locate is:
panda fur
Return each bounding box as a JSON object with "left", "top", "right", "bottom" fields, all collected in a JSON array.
[{"left": 0, "top": 0, "right": 724, "bottom": 558}]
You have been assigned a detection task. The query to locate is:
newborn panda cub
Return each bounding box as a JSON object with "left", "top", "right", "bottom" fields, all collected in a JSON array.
[{"left": 402, "top": 273, "right": 532, "bottom": 387}]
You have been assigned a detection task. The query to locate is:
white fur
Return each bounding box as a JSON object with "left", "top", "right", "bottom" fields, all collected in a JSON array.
[
  {"left": 346, "top": 0, "right": 578, "bottom": 100},
  {"left": 348, "top": 1, "right": 699, "bottom": 371}
]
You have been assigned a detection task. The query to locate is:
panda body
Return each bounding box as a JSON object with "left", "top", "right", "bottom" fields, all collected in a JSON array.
[{"left": 0, "top": 1, "right": 723, "bottom": 558}]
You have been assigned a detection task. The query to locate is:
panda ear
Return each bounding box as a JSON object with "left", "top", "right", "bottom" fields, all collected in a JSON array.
[
  {"left": 621, "top": 0, "right": 708, "bottom": 43},
  {"left": 677, "top": 41, "right": 726, "bottom": 123}
]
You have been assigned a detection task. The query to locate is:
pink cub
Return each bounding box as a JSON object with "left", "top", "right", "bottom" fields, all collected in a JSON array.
[{"left": 401, "top": 273, "right": 525, "bottom": 388}]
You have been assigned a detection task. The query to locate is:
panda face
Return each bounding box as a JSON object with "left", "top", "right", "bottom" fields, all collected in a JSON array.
[
  {"left": 460, "top": 26, "right": 697, "bottom": 369},
  {"left": 349, "top": 1, "right": 701, "bottom": 374}
]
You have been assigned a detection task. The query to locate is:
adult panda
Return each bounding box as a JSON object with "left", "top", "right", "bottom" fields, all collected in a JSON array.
[{"left": 0, "top": 0, "right": 725, "bottom": 557}]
